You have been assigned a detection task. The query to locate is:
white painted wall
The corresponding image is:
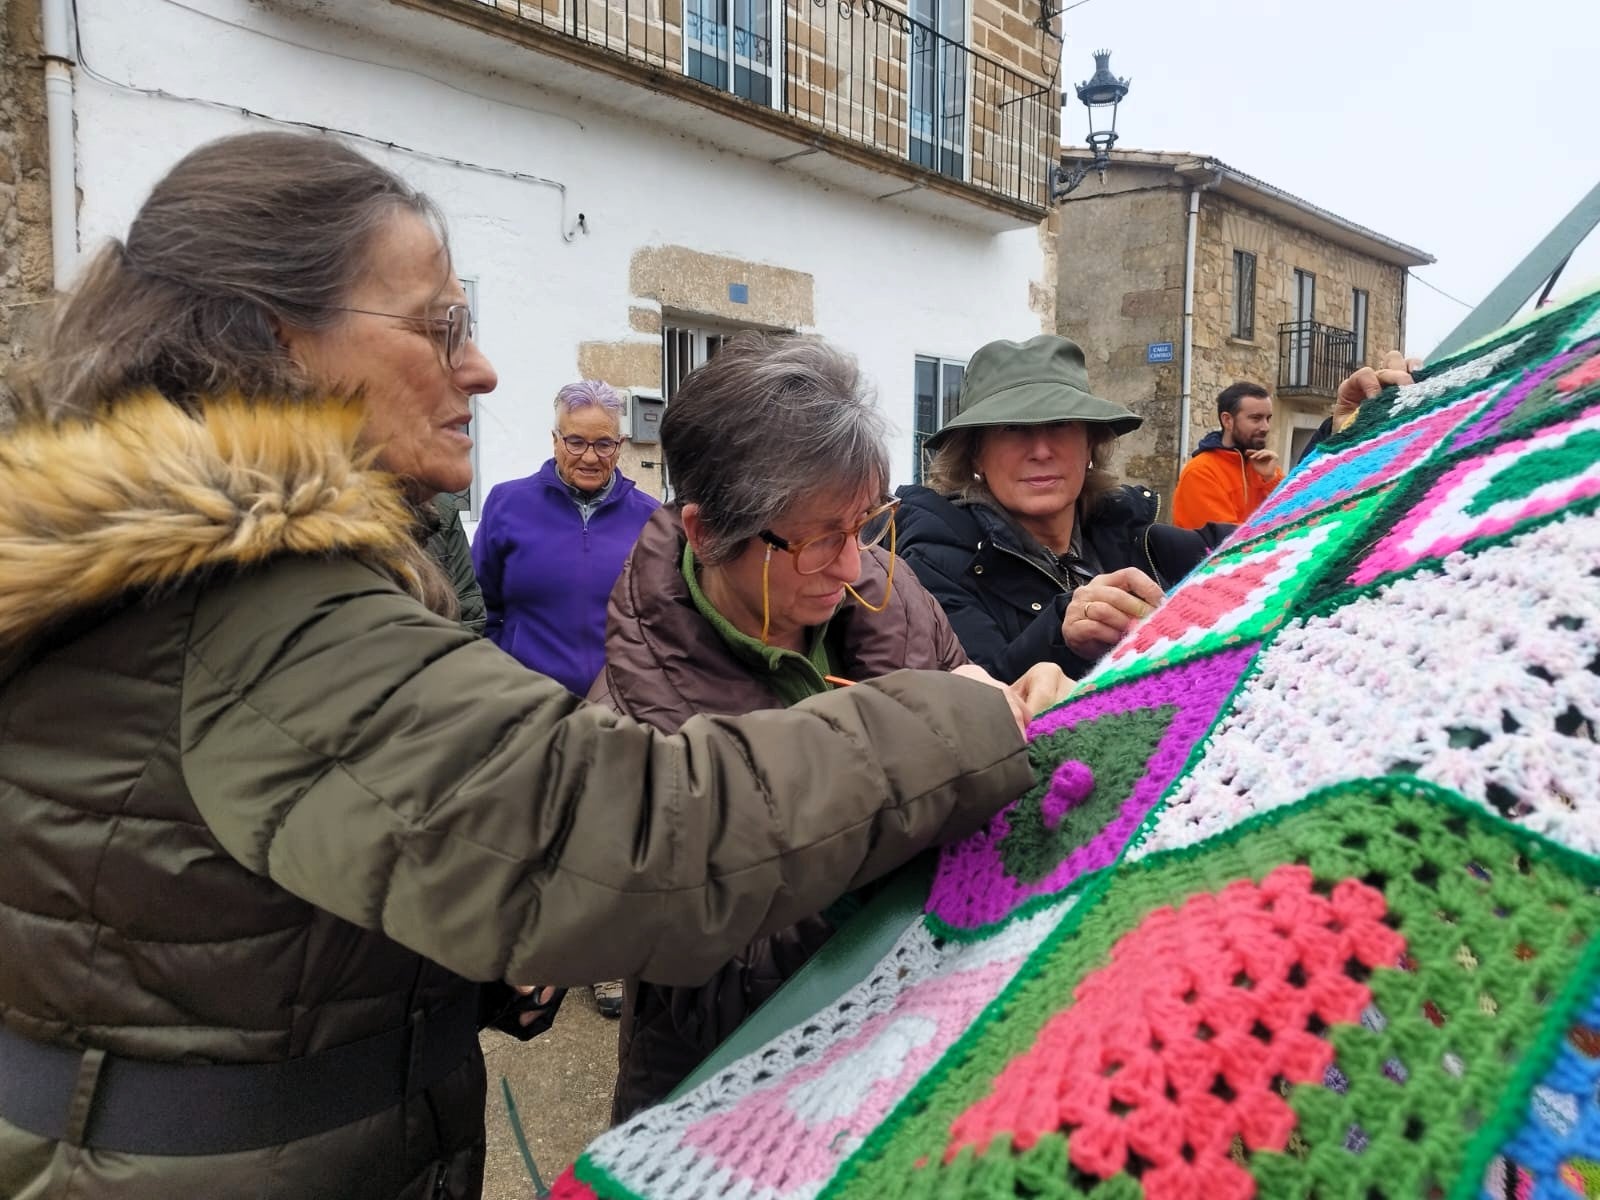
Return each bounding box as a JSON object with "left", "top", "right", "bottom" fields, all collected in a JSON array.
[{"left": 68, "top": 0, "right": 1047, "bottom": 512}]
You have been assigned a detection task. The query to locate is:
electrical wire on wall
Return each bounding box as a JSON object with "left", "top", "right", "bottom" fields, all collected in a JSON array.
[{"left": 69, "top": 0, "right": 590, "bottom": 242}]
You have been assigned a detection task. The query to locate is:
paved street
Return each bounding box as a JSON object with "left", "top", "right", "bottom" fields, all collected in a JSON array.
[{"left": 480, "top": 988, "right": 619, "bottom": 1199}]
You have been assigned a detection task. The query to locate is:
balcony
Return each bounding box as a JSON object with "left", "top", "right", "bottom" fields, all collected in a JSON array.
[
  {"left": 1278, "top": 320, "right": 1357, "bottom": 397},
  {"left": 428, "top": 0, "right": 1055, "bottom": 217}
]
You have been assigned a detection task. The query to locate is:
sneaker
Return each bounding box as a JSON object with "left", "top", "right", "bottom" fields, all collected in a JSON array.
[{"left": 593, "top": 980, "right": 624, "bottom": 1019}]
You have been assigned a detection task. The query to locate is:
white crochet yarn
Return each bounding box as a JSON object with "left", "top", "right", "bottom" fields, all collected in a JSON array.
[
  {"left": 1390, "top": 334, "right": 1530, "bottom": 414},
  {"left": 1133, "top": 511, "right": 1600, "bottom": 861},
  {"left": 582, "top": 896, "right": 1074, "bottom": 1200}
]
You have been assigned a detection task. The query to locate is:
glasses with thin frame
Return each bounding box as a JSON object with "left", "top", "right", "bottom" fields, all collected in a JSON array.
[
  {"left": 559, "top": 435, "right": 622, "bottom": 460},
  {"left": 759, "top": 499, "right": 899, "bottom": 575},
  {"left": 328, "top": 303, "right": 476, "bottom": 369}
]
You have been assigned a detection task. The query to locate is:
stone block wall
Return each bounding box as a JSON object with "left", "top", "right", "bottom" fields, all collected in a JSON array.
[
  {"left": 1058, "top": 165, "right": 1410, "bottom": 506},
  {"left": 1056, "top": 165, "right": 1189, "bottom": 505},
  {"left": 965, "top": 0, "right": 1054, "bottom": 208},
  {"left": 1188, "top": 190, "right": 1406, "bottom": 462},
  {"left": 0, "top": 0, "right": 55, "bottom": 412}
]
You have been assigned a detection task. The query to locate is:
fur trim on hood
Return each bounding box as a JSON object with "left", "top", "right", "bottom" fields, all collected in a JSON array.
[{"left": 0, "top": 393, "right": 428, "bottom": 650}]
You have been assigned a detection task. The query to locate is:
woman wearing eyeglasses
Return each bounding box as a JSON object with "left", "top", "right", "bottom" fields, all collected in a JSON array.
[
  {"left": 0, "top": 135, "right": 1035, "bottom": 1200},
  {"left": 589, "top": 331, "right": 1064, "bottom": 1121},
  {"left": 473, "top": 383, "right": 656, "bottom": 1019},
  {"left": 471, "top": 380, "right": 659, "bottom": 701}
]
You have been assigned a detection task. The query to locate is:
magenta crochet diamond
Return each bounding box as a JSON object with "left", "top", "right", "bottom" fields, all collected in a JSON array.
[{"left": 926, "top": 645, "right": 1254, "bottom": 930}]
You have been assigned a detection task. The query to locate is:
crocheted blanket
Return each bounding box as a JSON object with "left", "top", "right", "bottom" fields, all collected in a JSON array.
[{"left": 557, "top": 288, "right": 1600, "bottom": 1200}]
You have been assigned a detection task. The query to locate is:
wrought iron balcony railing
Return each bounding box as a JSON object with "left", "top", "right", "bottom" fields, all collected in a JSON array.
[
  {"left": 1278, "top": 320, "right": 1358, "bottom": 396},
  {"left": 467, "top": 0, "right": 1055, "bottom": 211}
]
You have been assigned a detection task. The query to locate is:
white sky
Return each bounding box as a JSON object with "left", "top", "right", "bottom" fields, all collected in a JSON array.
[{"left": 1060, "top": 0, "right": 1599, "bottom": 360}]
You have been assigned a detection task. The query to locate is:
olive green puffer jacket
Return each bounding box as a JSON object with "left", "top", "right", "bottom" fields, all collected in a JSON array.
[{"left": 0, "top": 395, "right": 1030, "bottom": 1200}]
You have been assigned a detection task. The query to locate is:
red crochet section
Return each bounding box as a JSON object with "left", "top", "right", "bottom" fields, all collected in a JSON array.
[
  {"left": 1558, "top": 353, "right": 1600, "bottom": 394},
  {"left": 944, "top": 865, "right": 1406, "bottom": 1200},
  {"left": 549, "top": 1168, "right": 599, "bottom": 1199},
  {"left": 1120, "top": 550, "right": 1286, "bottom": 656}
]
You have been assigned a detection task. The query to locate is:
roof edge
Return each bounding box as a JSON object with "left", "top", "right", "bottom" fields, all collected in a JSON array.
[{"left": 1061, "top": 147, "right": 1435, "bottom": 268}]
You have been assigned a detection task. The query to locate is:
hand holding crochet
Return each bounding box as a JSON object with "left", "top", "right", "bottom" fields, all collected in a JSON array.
[
  {"left": 951, "top": 662, "right": 1031, "bottom": 735},
  {"left": 1333, "top": 348, "right": 1423, "bottom": 430},
  {"left": 1061, "top": 566, "right": 1163, "bottom": 662},
  {"left": 1009, "top": 661, "right": 1072, "bottom": 718}
]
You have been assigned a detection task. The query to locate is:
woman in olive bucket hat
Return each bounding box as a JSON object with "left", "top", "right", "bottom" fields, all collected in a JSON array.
[{"left": 895, "top": 335, "right": 1233, "bottom": 682}]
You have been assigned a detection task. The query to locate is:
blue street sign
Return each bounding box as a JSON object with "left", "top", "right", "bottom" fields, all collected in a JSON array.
[{"left": 1147, "top": 341, "right": 1174, "bottom": 364}]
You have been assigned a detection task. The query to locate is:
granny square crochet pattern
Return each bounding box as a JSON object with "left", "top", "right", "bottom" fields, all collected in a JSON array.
[{"left": 558, "top": 287, "right": 1600, "bottom": 1200}]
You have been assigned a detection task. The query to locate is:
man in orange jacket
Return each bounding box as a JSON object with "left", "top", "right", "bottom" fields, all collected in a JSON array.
[{"left": 1171, "top": 381, "right": 1283, "bottom": 529}]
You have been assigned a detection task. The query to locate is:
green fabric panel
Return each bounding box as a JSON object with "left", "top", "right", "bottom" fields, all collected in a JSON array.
[
  {"left": 997, "top": 706, "right": 1176, "bottom": 884},
  {"left": 1464, "top": 428, "right": 1600, "bottom": 515}
]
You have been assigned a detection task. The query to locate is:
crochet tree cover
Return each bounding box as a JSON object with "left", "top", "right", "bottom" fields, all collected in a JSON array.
[{"left": 557, "top": 288, "right": 1600, "bottom": 1200}]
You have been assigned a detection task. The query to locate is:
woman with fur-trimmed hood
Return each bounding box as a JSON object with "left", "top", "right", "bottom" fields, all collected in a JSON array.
[{"left": 0, "top": 133, "right": 1032, "bottom": 1200}]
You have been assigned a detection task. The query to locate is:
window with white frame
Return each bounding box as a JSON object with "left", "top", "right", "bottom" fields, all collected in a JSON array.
[
  {"left": 684, "top": 0, "right": 782, "bottom": 107},
  {"left": 913, "top": 355, "right": 966, "bottom": 484},
  {"left": 1286, "top": 268, "right": 1317, "bottom": 388},
  {"left": 660, "top": 320, "right": 768, "bottom": 503},
  {"left": 662, "top": 323, "right": 733, "bottom": 401},
  {"left": 908, "top": 0, "right": 967, "bottom": 180}
]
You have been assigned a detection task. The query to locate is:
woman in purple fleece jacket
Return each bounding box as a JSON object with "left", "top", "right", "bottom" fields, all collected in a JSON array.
[{"left": 471, "top": 380, "right": 660, "bottom": 698}]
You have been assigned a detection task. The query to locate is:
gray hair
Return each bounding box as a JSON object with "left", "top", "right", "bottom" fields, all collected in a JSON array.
[
  {"left": 12, "top": 131, "right": 458, "bottom": 618},
  {"left": 554, "top": 379, "right": 625, "bottom": 421},
  {"left": 924, "top": 424, "right": 1121, "bottom": 510},
  {"left": 662, "top": 332, "right": 889, "bottom": 565},
  {"left": 16, "top": 130, "right": 446, "bottom": 422}
]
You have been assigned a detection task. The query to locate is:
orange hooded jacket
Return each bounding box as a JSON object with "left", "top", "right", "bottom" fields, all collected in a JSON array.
[{"left": 1171, "top": 431, "right": 1283, "bottom": 529}]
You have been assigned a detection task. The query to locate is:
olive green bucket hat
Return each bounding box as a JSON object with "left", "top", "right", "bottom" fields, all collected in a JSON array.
[{"left": 926, "top": 334, "right": 1142, "bottom": 451}]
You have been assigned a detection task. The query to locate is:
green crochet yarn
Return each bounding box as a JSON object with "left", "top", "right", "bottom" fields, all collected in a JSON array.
[
  {"left": 998, "top": 708, "right": 1176, "bottom": 884},
  {"left": 1464, "top": 428, "right": 1600, "bottom": 515},
  {"left": 558, "top": 292, "right": 1600, "bottom": 1200},
  {"left": 829, "top": 782, "right": 1600, "bottom": 1200}
]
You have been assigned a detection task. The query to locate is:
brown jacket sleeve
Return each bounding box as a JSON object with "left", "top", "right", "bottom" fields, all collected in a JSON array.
[{"left": 179, "top": 558, "right": 1029, "bottom": 988}]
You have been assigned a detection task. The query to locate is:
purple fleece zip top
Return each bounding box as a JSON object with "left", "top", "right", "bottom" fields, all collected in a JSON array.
[{"left": 471, "top": 458, "right": 659, "bottom": 696}]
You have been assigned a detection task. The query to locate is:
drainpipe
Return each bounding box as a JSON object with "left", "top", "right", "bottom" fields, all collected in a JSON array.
[
  {"left": 1178, "top": 188, "right": 1202, "bottom": 467},
  {"left": 1398, "top": 268, "right": 1409, "bottom": 357},
  {"left": 41, "top": 0, "right": 77, "bottom": 289},
  {"left": 1178, "top": 167, "right": 1222, "bottom": 474}
]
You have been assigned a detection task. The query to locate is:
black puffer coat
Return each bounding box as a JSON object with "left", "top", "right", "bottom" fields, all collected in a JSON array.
[{"left": 894, "top": 484, "right": 1232, "bottom": 681}]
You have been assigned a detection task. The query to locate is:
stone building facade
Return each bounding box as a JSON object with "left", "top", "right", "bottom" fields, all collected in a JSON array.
[
  {"left": 0, "top": 0, "right": 54, "bottom": 402},
  {"left": 473, "top": 0, "right": 1061, "bottom": 209},
  {"left": 1056, "top": 149, "right": 1432, "bottom": 508}
]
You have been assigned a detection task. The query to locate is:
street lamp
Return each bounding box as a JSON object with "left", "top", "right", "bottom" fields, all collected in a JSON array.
[{"left": 1051, "top": 49, "right": 1130, "bottom": 201}]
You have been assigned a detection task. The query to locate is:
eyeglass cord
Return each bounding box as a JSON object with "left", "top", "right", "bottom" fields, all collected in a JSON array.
[{"left": 758, "top": 522, "right": 896, "bottom": 648}]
